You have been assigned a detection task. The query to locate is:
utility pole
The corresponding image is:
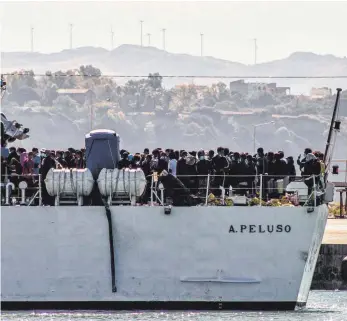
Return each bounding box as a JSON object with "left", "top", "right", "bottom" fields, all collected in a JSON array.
[
  {"left": 111, "top": 26, "right": 114, "bottom": 50},
  {"left": 69, "top": 23, "right": 73, "bottom": 49},
  {"left": 162, "top": 28, "right": 166, "bottom": 50},
  {"left": 200, "top": 33, "right": 204, "bottom": 57},
  {"left": 253, "top": 38, "right": 257, "bottom": 65},
  {"left": 140, "top": 20, "right": 143, "bottom": 46},
  {"left": 147, "top": 33, "right": 151, "bottom": 46},
  {"left": 30, "top": 26, "right": 34, "bottom": 52}
]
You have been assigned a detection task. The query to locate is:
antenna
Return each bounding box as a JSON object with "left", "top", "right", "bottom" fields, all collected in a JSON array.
[
  {"left": 69, "top": 23, "right": 73, "bottom": 49},
  {"left": 147, "top": 33, "right": 151, "bottom": 46},
  {"left": 140, "top": 20, "right": 144, "bottom": 46},
  {"left": 30, "top": 26, "right": 34, "bottom": 52},
  {"left": 253, "top": 38, "right": 257, "bottom": 65},
  {"left": 162, "top": 28, "right": 166, "bottom": 50},
  {"left": 111, "top": 26, "right": 114, "bottom": 49},
  {"left": 200, "top": 33, "right": 204, "bottom": 57}
]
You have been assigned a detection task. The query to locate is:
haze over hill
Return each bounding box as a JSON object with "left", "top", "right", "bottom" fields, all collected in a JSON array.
[{"left": 2, "top": 45, "right": 347, "bottom": 94}]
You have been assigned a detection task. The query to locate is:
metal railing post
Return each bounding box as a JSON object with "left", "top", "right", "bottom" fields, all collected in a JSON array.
[
  {"left": 38, "top": 174, "right": 42, "bottom": 206},
  {"left": 150, "top": 174, "right": 154, "bottom": 206},
  {"left": 4, "top": 166, "right": 9, "bottom": 184},
  {"left": 313, "top": 175, "right": 316, "bottom": 207},
  {"left": 205, "top": 174, "right": 210, "bottom": 206},
  {"left": 159, "top": 184, "right": 164, "bottom": 205},
  {"left": 259, "top": 174, "right": 263, "bottom": 206}
]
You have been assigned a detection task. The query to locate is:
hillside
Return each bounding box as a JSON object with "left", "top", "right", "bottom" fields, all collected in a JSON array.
[
  {"left": 1, "top": 46, "right": 346, "bottom": 159},
  {"left": 2, "top": 45, "right": 347, "bottom": 93}
]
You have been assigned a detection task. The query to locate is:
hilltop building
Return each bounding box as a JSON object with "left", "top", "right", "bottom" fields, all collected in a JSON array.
[
  {"left": 229, "top": 80, "right": 290, "bottom": 96},
  {"left": 56, "top": 88, "right": 96, "bottom": 104},
  {"left": 310, "top": 87, "right": 332, "bottom": 99}
]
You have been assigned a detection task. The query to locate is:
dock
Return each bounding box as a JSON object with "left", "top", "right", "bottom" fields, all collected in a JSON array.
[
  {"left": 312, "top": 219, "right": 347, "bottom": 290},
  {"left": 323, "top": 219, "right": 347, "bottom": 244}
]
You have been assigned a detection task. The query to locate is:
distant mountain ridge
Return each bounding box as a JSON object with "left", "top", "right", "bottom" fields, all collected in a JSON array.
[{"left": 2, "top": 45, "right": 347, "bottom": 93}]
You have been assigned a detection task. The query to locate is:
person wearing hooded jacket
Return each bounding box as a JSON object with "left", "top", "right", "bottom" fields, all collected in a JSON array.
[
  {"left": 286, "top": 156, "right": 296, "bottom": 181},
  {"left": 211, "top": 147, "right": 229, "bottom": 194},
  {"left": 118, "top": 151, "right": 131, "bottom": 169},
  {"left": 297, "top": 148, "right": 313, "bottom": 172},
  {"left": 255, "top": 147, "right": 268, "bottom": 175},
  {"left": 302, "top": 153, "right": 321, "bottom": 197},
  {"left": 177, "top": 151, "right": 189, "bottom": 186}
]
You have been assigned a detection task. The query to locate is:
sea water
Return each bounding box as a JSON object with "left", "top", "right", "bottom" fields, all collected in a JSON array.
[{"left": 2, "top": 291, "right": 347, "bottom": 321}]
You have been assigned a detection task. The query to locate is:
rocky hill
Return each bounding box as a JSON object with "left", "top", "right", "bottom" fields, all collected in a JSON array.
[{"left": 2, "top": 45, "right": 347, "bottom": 93}]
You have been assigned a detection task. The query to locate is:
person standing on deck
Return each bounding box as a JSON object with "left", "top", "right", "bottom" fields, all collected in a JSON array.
[
  {"left": 32, "top": 148, "right": 41, "bottom": 175},
  {"left": 168, "top": 151, "right": 177, "bottom": 177}
]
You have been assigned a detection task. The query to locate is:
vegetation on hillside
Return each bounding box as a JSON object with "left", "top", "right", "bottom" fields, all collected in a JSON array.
[
  {"left": 3, "top": 66, "right": 346, "bottom": 116},
  {"left": 2, "top": 67, "right": 346, "bottom": 154}
]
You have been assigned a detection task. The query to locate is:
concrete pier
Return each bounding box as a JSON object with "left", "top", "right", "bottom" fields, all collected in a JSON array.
[
  {"left": 323, "top": 219, "right": 347, "bottom": 245},
  {"left": 312, "top": 219, "right": 347, "bottom": 290}
]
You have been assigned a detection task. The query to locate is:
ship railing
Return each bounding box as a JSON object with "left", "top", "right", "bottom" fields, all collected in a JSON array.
[
  {"left": 150, "top": 173, "right": 323, "bottom": 207},
  {"left": 1, "top": 173, "right": 42, "bottom": 206}
]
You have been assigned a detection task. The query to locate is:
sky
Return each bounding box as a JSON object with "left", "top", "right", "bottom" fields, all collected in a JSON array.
[{"left": 1, "top": 0, "right": 347, "bottom": 64}]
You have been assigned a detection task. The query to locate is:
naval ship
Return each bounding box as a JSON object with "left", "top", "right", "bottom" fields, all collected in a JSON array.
[{"left": 0, "top": 81, "right": 344, "bottom": 311}]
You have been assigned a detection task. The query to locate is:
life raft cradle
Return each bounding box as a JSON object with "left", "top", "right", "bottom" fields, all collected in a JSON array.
[
  {"left": 104, "top": 168, "right": 139, "bottom": 206},
  {"left": 52, "top": 169, "right": 84, "bottom": 206}
]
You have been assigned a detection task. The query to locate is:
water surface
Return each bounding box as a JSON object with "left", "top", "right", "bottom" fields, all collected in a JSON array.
[{"left": 2, "top": 291, "right": 347, "bottom": 321}]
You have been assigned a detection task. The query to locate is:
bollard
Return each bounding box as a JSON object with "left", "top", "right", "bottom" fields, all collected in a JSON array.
[
  {"left": 19, "top": 181, "right": 28, "bottom": 205},
  {"left": 5, "top": 182, "right": 15, "bottom": 205}
]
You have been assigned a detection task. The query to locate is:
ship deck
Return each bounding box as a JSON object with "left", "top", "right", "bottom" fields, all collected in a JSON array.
[{"left": 323, "top": 219, "right": 347, "bottom": 244}]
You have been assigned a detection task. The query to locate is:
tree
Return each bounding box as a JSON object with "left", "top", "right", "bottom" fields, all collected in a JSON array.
[
  {"left": 51, "top": 71, "right": 68, "bottom": 88},
  {"left": 8, "top": 85, "right": 41, "bottom": 106},
  {"left": 53, "top": 95, "right": 80, "bottom": 113},
  {"left": 42, "top": 83, "right": 58, "bottom": 105},
  {"left": 6, "top": 70, "right": 37, "bottom": 94},
  {"left": 148, "top": 72, "right": 163, "bottom": 89},
  {"left": 216, "top": 82, "right": 230, "bottom": 101},
  {"left": 79, "top": 65, "right": 101, "bottom": 78}
]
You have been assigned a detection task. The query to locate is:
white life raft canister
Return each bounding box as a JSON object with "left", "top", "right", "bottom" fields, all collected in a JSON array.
[
  {"left": 45, "top": 168, "right": 94, "bottom": 197},
  {"left": 97, "top": 168, "right": 147, "bottom": 197}
]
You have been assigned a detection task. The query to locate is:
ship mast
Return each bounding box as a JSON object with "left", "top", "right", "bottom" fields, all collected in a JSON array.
[{"left": 323, "top": 88, "right": 342, "bottom": 183}]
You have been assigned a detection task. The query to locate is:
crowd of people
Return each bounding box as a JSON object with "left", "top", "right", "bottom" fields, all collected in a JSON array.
[
  {"left": 117, "top": 146, "right": 323, "bottom": 200},
  {"left": 118, "top": 147, "right": 324, "bottom": 179},
  {"left": 1, "top": 144, "right": 324, "bottom": 205},
  {"left": 1, "top": 147, "right": 86, "bottom": 179}
]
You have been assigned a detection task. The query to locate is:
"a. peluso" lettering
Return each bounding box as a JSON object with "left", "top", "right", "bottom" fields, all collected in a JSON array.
[{"left": 229, "top": 224, "right": 291, "bottom": 234}]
